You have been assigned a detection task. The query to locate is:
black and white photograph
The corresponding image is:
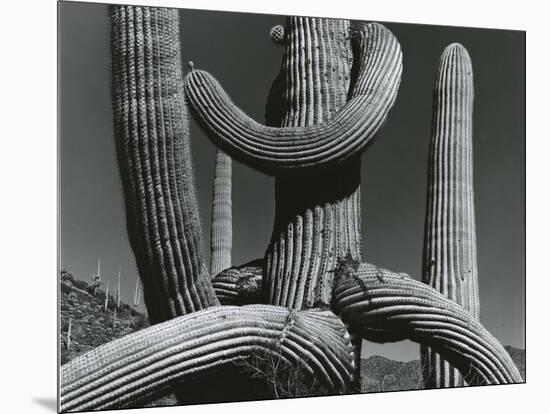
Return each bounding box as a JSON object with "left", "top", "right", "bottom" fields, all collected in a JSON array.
[{"left": 56, "top": 0, "right": 527, "bottom": 412}]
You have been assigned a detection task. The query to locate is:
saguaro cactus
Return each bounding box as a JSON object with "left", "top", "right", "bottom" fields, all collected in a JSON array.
[
  {"left": 109, "top": 5, "right": 219, "bottom": 323},
  {"left": 209, "top": 149, "right": 232, "bottom": 276},
  {"left": 133, "top": 276, "right": 141, "bottom": 307},
  {"left": 186, "top": 19, "right": 402, "bottom": 310},
  {"left": 60, "top": 306, "right": 355, "bottom": 411},
  {"left": 104, "top": 281, "right": 109, "bottom": 312},
  {"left": 421, "top": 43, "right": 478, "bottom": 388},
  {"left": 65, "top": 318, "right": 72, "bottom": 351},
  {"left": 90, "top": 258, "right": 101, "bottom": 296},
  {"left": 59, "top": 6, "right": 522, "bottom": 411},
  {"left": 116, "top": 266, "right": 121, "bottom": 309}
]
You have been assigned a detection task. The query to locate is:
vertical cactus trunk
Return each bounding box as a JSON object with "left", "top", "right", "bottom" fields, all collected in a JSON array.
[
  {"left": 421, "top": 43, "right": 479, "bottom": 388},
  {"left": 263, "top": 17, "right": 363, "bottom": 392},
  {"left": 104, "top": 281, "right": 110, "bottom": 312},
  {"left": 209, "top": 149, "right": 232, "bottom": 276},
  {"left": 66, "top": 318, "right": 72, "bottom": 350},
  {"left": 109, "top": 6, "right": 219, "bottom": 324},
  {"left": 116, "top": 267, "right": 121, "bottom": 309},
  {"left": 264, "top": 17, "right": 362, "bottom": 310},
  {"left": 133, "top": 276, "right": 142, "bottom": 307}
]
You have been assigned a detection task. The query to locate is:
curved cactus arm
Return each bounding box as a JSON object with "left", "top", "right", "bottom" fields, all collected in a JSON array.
[
  {"left": 60, "top": 305, "right": 355, "bottom": 412},
  {"left": 332, "top": 262, "right": 522, "bottom": 385},
  {"left": 210, "top": 149, "right": 233, "bottom": 276},
  {"left": 212, "top": 259, "right": 264, "bottom": 305},
  {"left": 183, "top": 22, "right": 402, "bottom": 174},
  {"left": 110, "top": 5, "right": 219, "bottom": 323}
]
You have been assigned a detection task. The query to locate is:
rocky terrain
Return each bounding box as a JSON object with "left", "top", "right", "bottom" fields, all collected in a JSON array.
[{"left": 59, "top": 270, "right": 148, "bottom": 365}]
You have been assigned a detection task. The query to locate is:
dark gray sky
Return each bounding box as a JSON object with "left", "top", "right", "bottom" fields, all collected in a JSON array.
[{"left": 59, "top": 2, "right": 525, "bottom": 361}]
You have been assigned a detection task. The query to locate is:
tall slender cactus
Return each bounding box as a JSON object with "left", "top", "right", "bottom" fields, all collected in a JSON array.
[
  {"left": 116, "top": 266, "right": 121, "bottom": 309},
  {"left": 91, "top": 258, "right": 101, "bottom": 296},
  {"left": 66, "top": 318, "right": 72, "bottom": 351},
  {"left": 421, "top": 43, "right": 479, "bottom": 388},
  {"left": 104, "top": 281, "right": 110, "bottom": 312},
  {"left": 110, "top": 5, "right": 219, "bottom": 323},
  {"left": 209, "top": 149, "right": 232, "bottom": 276},
  {"left": 133, "top": 276, "right": 142, "bottom": 307}
]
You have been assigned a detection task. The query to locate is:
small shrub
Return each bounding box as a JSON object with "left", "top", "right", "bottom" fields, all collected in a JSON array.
[{"left": 235, "top": 347, "right": 331, "bottom": 399}]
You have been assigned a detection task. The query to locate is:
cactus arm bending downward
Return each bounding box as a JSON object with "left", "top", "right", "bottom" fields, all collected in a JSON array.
[
  {"left": 332, "top": 262, "right": 521, "bottom": 385},
  {"left": 212, "top": 259, "right": 264, "bottom": 305},
  {"left": 110, "top": 5, "right": 218, "bottom": 323},
  {"left": 60, "top": 306, "right": 355, "bottom": 412},
  {"left": 183, "top": 22, "right": 402, "bottom": 174}
]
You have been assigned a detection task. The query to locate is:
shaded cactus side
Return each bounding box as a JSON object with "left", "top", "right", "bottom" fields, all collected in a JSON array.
[
  {"left": 421, "top": 43, "right": 479, "bottom": 388},
  {"left": 209, "top": 149, "right": 232, "bottom": 276},
  {"left": 109, "top": 5, "right": 219, "bottom": 324}
]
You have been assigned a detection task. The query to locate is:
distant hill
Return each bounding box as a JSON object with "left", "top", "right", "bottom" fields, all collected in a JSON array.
[
  {"left": 361, "top": 347, "right": 525, "bottom": 392},
  {"left": 59, "top": 270, "right": 148, "bottom": 365},
  {"left": 505, "top": 345, "right": 525, "bottom": 380}
]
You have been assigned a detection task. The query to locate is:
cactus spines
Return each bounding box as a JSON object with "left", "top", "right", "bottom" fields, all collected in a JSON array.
[
  {"left": 183, "top": 21, "right": 402, "bottom": 174},
  {"left": 421, "top": 43, "right": 478, "bottom": 388},
  {"left": 60, "top": 306, "right": 355, "bottom": 412},
  {"left": 333, "top": 262, "right": 521, "bottom": 384},
  {"left": 209, "top": 149, "right": 232, "bottom": 276},
  {"left": 109, "top": 5, "right": 219, "bottom": 323}
]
